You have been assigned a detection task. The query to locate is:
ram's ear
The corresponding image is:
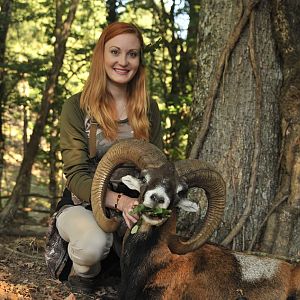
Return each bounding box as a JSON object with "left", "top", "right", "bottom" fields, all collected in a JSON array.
[
  {"left": 177, "top": 199, "right": 199, "bottom": 212},
  {"left": 121, "top": 175, "right": 142, "bottom": 192}
]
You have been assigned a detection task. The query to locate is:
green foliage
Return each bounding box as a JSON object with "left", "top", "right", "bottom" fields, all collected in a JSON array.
[
  {"left": 129, "top": 203, "right": 172, "bottom": 234},
  {"left": 130, "top": 204, "right": 171, "bottom": 218}
]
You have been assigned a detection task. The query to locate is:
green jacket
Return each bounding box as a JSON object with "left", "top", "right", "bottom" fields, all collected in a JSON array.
[{"left": 60, "top": 93, "right": 163, "bottom": 202}]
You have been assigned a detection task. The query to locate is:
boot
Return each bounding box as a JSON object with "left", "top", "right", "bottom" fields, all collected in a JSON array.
[{"left": 66, "top": 268, "right": 96, "bottom": 295}]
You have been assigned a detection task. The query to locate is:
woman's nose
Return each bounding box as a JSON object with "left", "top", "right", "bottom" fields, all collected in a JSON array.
[{"left": 119, "top": 54, "right": 128, "bottom": 66}]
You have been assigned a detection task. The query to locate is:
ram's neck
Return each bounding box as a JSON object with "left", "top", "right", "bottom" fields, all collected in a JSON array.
[
  {"left": 139, "top": 222, "right": 152, "bottom": 233},
  {"left": 119, "top": 213, "right": 177, "bottom": 299},
  {"left": 119, "top": 226, "right": 167, "bottom": 299}
]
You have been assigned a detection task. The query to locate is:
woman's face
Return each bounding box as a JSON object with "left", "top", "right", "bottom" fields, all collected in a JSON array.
[{"left": 104, "top": 33, "right": 141, "bottom": 88}]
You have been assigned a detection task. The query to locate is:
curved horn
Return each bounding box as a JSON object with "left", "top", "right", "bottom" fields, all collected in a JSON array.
[
  {"left": 168, "top": 159, "right": 226, "bottom": 254},
  {"left": 91, "top": 138, "right": 168, "bottom": 233}
]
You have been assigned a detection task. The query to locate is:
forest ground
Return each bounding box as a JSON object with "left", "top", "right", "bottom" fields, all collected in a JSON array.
[{"left": 0, "top": 211, "right": 120, "bottom": 300}]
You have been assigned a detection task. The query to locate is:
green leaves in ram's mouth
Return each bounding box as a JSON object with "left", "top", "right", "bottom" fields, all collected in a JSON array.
[
  {"left": 129, "top": 204, "right": 172, "bottom": 234},
  {"left": 130, "top": 204, "right": 171, "bottom": 218}
]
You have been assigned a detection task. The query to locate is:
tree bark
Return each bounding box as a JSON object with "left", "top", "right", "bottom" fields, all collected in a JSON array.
[
  {"left": 0, "top": 0, "right": 79, "bottom": 226},
  {"left": 0, "top": 0, "right": 13, "bottom": 202},
  {"left": 188, "top": 0, "right": 300, "bottom": 255},
  {"left": 260, "top": 0, "right": 300, "bottom": 256},
  {"left": 21, "top": 103, "right": 30, "bottom": 208}
]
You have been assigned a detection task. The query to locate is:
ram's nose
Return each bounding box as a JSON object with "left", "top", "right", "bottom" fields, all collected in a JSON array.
[{"left": 150, "top": 193, "right": 165, "bottom": 204}]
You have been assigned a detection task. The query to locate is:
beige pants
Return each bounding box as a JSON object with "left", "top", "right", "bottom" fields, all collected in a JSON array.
[{"left": 56, "top": 206, "right": 113, "bottom": 278}]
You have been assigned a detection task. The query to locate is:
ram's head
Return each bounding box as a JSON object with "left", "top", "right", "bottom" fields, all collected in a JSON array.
[
  {"left": 121, "top": 162, "right": 198, "bottom": 226},
  {"left": 91, "top": 139, "right": 226, "bottom": 255}
]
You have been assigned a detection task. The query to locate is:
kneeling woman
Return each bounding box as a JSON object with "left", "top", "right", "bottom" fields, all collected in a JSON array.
[{"left": 45, "top": 21, "right": 163, "bottom": 294}]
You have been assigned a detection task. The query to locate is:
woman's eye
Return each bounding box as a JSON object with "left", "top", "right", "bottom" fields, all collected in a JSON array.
[
  {"left": 128, "top": 51, "right": 138, "bottom": 58},
  {"left": 111, "top": 49, "right": 119, "bottom": 55}
]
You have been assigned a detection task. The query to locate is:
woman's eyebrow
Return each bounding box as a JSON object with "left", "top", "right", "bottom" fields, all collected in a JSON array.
[{"left": 109, "top": 46, "right": 140, "bottom": 51}]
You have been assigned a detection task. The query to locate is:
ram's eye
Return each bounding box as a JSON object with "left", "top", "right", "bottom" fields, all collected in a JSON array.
[{"left": 140, "top": 176, "right": 147, "bottom": 183}]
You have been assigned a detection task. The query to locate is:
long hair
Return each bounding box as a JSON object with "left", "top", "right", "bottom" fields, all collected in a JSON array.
[{"left": 80, "top": 22, "right": 149, "bottom": 141}]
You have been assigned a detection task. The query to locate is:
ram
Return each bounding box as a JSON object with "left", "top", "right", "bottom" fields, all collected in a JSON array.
[{"left": 91, "top": 139, "right": 300, "bottom": 300}]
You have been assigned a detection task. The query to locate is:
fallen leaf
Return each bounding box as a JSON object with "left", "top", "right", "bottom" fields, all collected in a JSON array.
[{"left": 64, "top": 292, "right": 77, "bottom": 300}]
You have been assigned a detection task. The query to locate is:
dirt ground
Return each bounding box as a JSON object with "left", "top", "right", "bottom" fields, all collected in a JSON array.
[{"left": 0, "top": 215, "right": 120, "bottom": 300}]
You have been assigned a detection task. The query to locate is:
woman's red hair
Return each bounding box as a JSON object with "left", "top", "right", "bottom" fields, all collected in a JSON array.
[{"left": 80, "top": 22, "right": 149, "bottom": 140}]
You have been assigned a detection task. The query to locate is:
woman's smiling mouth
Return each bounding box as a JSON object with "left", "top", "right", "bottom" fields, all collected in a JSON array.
[{"left": 114, "top": 68, "right": 129, "bottom": 75}]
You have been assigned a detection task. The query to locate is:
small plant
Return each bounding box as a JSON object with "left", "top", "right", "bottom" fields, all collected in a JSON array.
[{"left": 129, "top": 204, "right": 171, "bottom": 234}]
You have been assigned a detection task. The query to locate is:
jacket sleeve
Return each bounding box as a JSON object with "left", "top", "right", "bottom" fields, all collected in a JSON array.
[
  {"left": 60, "top": 94, "right": 92, "bottom": 202},
  {"left": 149, "top": 99, "right": 164, "bottom": 150}
]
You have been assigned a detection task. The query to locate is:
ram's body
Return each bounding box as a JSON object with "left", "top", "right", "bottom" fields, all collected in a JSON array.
[
  {"left": 119, "top": 163, "right": 300, "bottom": 300},
  {"left": 120, "top": 223, "right": 300, "bottom": 299},
  {"left": 91, "top": 139, "right": 300, "bottom": 300}
]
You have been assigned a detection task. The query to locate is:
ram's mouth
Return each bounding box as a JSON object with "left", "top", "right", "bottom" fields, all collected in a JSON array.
[
  {"left": 141, "top": 212, "right": 167, "bottom": 226},
  {"left": 130, "top": 204, "right": 171, "bottom": 226}
]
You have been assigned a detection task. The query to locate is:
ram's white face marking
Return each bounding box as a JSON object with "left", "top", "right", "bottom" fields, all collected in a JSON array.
[
  {"left": 234, "top": 254, "right": 279, "bottom": 282},
  {"left": 143, "top": 186, "right": 171, "bottom": 209}
]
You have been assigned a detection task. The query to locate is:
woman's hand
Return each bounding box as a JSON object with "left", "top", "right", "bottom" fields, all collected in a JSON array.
[
  {"left": 105, "top": 189, "right": 140, "bottom": 229},
  {"left": 117, "top": 195, "right": 139, "bottom": 229}
]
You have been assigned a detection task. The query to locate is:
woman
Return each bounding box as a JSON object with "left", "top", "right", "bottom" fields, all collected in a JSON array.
[{"left": 45, "top": 22, "right": 163, "bottom": 294}]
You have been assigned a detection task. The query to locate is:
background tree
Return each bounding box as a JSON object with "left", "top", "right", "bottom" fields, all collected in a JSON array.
[
  {"left": 106, "top": 0, "right": 119, "bottom": 24},
  {"left": 188, "top": 0, "right": 300, "bottom": 256},
  {"left": 261, "top": 0, "right": 300, "bottom": 256},
  {"left": 0, "top": 0, "right": 13, "bottom": 204},
  {"left": 45, "top": 0, "right": 107, "bottom": 214},
  {"left": 0, "top": 0, "right": 79, "bottom": 226}
]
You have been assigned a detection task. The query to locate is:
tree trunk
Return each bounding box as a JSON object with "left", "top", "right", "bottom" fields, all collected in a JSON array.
[
  {"left": 188, "top": 0, "right": 300, "bottom": 256},
  {"left": 0, "top": 0, "right": 79, "bottom": 226},
  {"left": 21, "top": 103, "right": 30, "bottom": 208},
  {"left": 106, "top": 0, "right": 118, "bottom": 24},
  {"left": 0, "top": 0, "right": 13, "bottom": 202},
  {"left": 260, "top": 0, "right": 300, "bottom": 256}
]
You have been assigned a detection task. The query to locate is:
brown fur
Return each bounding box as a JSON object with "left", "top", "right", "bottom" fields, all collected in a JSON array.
[
  {"left": 142, "top": 241, "right": 299, "bottom": 300},
  {"left": 290, "top": 263, "right": 300, "bottom": 297}
]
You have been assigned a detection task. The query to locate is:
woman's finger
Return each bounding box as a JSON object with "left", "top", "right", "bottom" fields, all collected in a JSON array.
[
  {"left": 126, "top": 212, "right": 138, "bottom": 224},
  {"left": 123, "top": 212, "right": 132, "bottom": 228}
]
